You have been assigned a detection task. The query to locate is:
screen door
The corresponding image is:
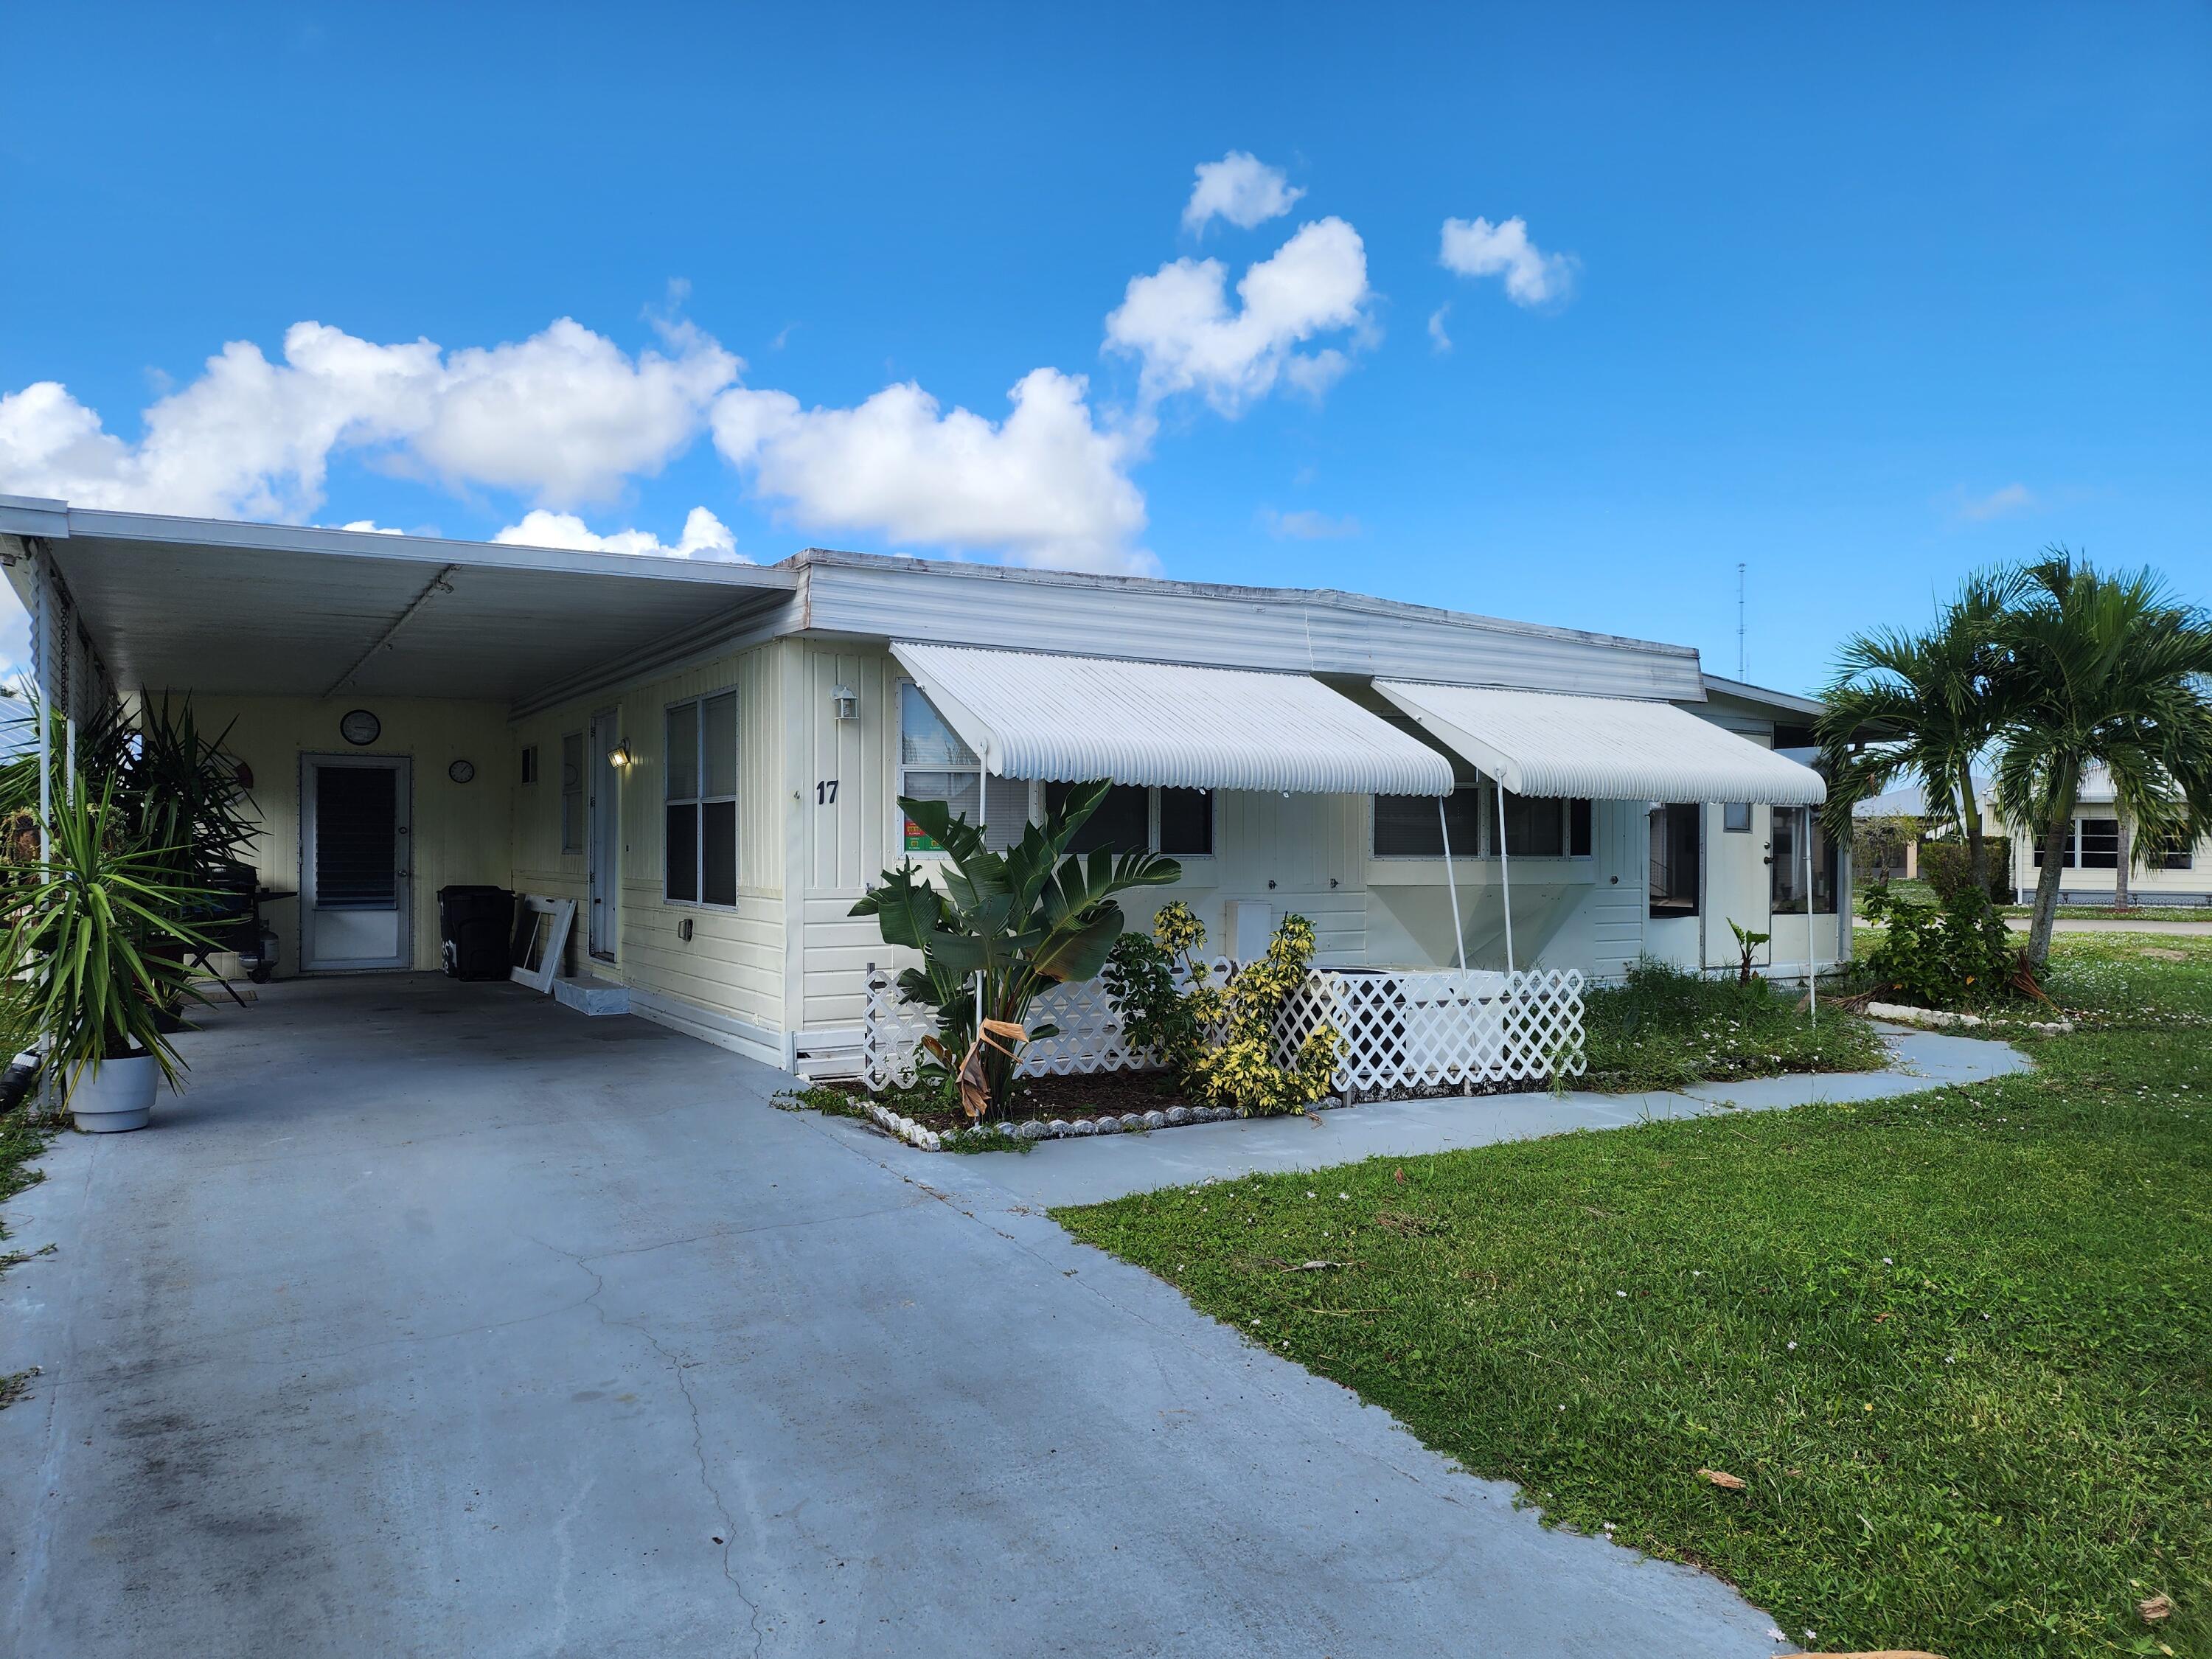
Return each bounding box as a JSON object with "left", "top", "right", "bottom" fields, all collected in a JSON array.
[{"left": 302, "top": 755, "right": 411, "bottom": 971}]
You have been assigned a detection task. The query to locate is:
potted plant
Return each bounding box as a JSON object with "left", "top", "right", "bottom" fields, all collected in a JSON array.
[{"left": 1, "top": 771, "right": 217, "bottom": 1132}]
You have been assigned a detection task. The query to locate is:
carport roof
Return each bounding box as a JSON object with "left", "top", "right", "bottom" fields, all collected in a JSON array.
[{"left": 1, "top": 498, "right": 797, "bottom": 709}]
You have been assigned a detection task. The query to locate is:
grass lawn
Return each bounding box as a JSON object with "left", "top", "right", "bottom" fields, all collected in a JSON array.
[
  {"left": 2002, "top": 905, "right": 2212, "bottom": 925},
  {"left": 1059, "top": 933, "right": 2212, "bottom": 1658}
]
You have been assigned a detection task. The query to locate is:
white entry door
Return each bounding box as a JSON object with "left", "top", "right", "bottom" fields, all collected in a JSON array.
[
  {"left": 302, "top": 754, "right": 412, "bottom": 972},
  {"left": 587, "top": 709, "right": 619, "bottom": 960}
]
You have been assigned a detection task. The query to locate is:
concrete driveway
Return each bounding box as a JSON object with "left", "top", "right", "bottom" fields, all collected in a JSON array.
[{"left": 0, "top": 975, "right": 1784, "bottom": 1658}]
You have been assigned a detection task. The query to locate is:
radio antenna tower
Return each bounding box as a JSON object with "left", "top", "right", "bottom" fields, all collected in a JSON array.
[{"left": 1736, "top": 562, "right": 1747, "bottom": 680}]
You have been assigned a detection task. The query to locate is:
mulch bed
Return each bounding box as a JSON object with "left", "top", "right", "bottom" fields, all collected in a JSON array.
[{"left": 824, "top": 1068, "right": 1200, "bottom": 1134}]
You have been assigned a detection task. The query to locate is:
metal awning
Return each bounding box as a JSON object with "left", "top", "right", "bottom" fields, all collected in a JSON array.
[
  {"left": 1372, "top": 681, "right": 1826, "bottom": 804},
  {"left": 891, "top": 642, "right": 1454, "bottom": 795}
]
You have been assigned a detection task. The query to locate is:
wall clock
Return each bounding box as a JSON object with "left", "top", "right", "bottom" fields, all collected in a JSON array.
[
  {"left": 448, "top": 759, "right": 476, "bottom": 784},
  {"left": 339, "top": 709, "right": 381, "bottom": 746}
]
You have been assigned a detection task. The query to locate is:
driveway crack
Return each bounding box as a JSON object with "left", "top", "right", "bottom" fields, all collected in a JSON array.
[{"left": 536, "top": 1238, "right": 766, "bottom": 1658}]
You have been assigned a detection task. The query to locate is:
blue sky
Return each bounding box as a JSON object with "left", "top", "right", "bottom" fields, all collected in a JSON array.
[{"left": 2, "top": 2, "right": 2205, "bottom": 694}]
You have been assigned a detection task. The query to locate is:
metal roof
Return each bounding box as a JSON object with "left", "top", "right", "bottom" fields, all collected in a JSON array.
[
  {"left": 891, "top": 642, "right": 1455, "bottom": 795},
  {"left": 1373, "top": 681, "right": 1827, "bottom": 804},
  {"left": 1, "top": 499, "right": 796, "bottom": 707},
  {"left": 811, "top": 550, "right": 1705, "bottom": 700}
]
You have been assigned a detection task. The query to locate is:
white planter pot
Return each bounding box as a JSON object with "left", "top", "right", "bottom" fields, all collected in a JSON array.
[{"left": 69, "top": 1054, "right": 157, "bottom": 1133}]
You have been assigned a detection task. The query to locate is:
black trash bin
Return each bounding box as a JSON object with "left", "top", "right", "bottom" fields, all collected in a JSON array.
[{"left": 437, "top": 886, "right": 515, "bottom": 981}]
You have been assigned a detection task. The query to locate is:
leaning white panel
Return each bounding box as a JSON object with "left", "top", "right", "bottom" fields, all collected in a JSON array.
[
  {"left": 889, "top": 641, "right": 1453, "bottom": 796},
  {"left": 1373, "top": 681, "right": 1826, "bottom": 805}
]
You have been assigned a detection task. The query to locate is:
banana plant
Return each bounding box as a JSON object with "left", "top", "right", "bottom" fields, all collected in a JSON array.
[{"left": 852, "top": 778, "right": 1181, "bottom": 1114}]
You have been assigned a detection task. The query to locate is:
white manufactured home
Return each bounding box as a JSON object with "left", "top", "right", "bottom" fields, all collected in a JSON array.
[{"left": 3, "top": 496, "right": 1846, "bottom": 1077}]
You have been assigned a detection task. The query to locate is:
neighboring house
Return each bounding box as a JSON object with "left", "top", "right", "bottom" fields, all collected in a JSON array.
[
  {"left": 2006, "top": 765, "right": 2211, "bottom": 907},
  {"left": 1849, "top": 777, "right": 2002, "bottom": 881},
  {"left": 2, "top": 496, "right": 1845, "bottom": 1077}
]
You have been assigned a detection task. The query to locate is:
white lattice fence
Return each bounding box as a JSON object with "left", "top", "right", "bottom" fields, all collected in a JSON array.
[{"left": 860, "top": 961, "right": 1584, "bottom": 1098}]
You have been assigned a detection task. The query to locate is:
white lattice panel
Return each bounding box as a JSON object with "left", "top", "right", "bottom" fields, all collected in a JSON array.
[{"left": 863, "top": 961, "right": 1584, "bottom": 1099}]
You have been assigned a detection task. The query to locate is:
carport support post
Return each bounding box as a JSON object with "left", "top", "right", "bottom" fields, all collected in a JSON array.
[
  {"left": 31, "top": 546, "right": 49, "bottom": 860},
  {"left": 1436, "top": 796, "right": 1467, "bottom": 970},
  {"left": 1495, "top": 780, "right": 1515, "bottom": 975}
]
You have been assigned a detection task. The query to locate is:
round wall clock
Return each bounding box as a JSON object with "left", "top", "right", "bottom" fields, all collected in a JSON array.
[
  {"left": 339, "top": 709, "right": 381, "bottom": 746},
  {"left": 448, "top": 759, "right": 476, "bottom": 784}
]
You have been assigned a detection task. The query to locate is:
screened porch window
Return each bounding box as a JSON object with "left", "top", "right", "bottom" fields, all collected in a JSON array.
[
  {"left": 1770, "top": 808, "right": 1837, "bottom": 914},
  {"left": 1649, "top": 803, "right": 1700, "bottom": 918},
  {"left": 665, "top": 691, "right": 738, "bottom": 906}
]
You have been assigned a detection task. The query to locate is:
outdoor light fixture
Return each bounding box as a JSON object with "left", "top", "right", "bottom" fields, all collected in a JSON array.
[
  {"left": 832, "top": 684, "right": 859, "bottom": 722},
  {"left": 608, "top": 739, "right": 633, "bottom": 768}
]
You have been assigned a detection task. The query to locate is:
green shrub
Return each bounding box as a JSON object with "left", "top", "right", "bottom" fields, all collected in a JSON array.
[
  {"left": 1860, "top": 881, "right": 2018, "bottom": 1008},
  {"left": 1917, "top": 836, "right": 2012, "bottom": 903}
]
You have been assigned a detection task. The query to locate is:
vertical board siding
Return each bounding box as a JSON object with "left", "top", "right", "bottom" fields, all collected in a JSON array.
[
  {"left": 510, "top": 641, "right": 786, "bottom": 1035},
  {"left": 186, "top": 695, "right": 516, "bottom": 975}
]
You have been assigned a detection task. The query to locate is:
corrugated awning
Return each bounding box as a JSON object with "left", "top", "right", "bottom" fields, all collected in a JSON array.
[
  {"left": 891, "top": 643, "right": 1454, "bottom": 795},
  {"left": 1372, "top": 681, "right": 1826, "bottom": 805}
]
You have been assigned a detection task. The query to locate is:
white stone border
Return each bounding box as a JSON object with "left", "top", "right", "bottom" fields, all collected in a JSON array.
[
  {"left": 860, "top": 1095, "right": 1352, "bottom": 1152},
  {"left": 1867, "top": 1001, "right": 2073, "bottom": 1035}
]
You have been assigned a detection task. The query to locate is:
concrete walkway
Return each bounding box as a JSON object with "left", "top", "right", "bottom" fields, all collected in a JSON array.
[
  {"left": 0, "top": 978, "right": 2025, "bottom": 1658},
  {"left": 856, "top": 1025, "right": 2030, "bottom": 1208}
]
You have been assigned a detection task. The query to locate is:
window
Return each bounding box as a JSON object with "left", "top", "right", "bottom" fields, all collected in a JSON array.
[
  {"left": 665, "top": 691, "right": 738, "bottom": 905},
  {"left": 2076, "top": 816, "right": 2121, "bottom": 869},
  {"left": 2032, "top": 823, "right": 2079, "bottom": 868},
  {"left": 1650, "top": 803, "right": 1700, "bottom": 918},
  {"left": 897, "top": 683, "right": 1028, "bottom": 852},
  {"left": 1500, "top": 789, "right": 1564, "bottom": 857},
  {"left": 560, "top": 733, "right": 584, "bottom": 854},
  {"left": 1722, "top": 802, "right": 1753, "bottom": 833},
  {"left": 1374, "top": 789, "right": 1484, "bottom": 858},
  {"left": 1159, "top": 787, "right": 1214, "bottom": 857},
  {"left": 1770, "top": 807, "right": 1837, "bottom": 914},
  {"left": 1047, "top": 782, "right": 1150, "bottom": 855},
  {"left": 521, "top": 745, "right": 539, "bottom": 785},
  {"left": 2156, "top": 832, "right": 2195, "bottom": 872},
  {"left": 1373, "top": 788, "right": 1593, "bottom": 858}
]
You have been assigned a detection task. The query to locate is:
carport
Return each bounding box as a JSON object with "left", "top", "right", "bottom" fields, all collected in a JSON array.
[{"left": 1, "top": 495, "right": 793, "bottom": 979}]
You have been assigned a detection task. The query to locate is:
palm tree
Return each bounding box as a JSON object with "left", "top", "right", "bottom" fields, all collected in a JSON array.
[
  {"left": 1994, "top": 551, "right": 2212, "bottom": 969},
  {"left": 1818, "top": 568, "right": 2023, "bottom": 895}
]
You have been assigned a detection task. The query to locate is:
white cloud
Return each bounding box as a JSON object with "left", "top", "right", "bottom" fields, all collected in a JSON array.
[
  {"left": 1427, "top": 305, "right": 1453, "bottom": 354},
  {"left": 1952, "top": 482, "right": 2039, "bottom": 523},
  {"left": 340, "top": 520, "right": 406, "bottom": 535},
  {"left": 1105, "top": 217, "right": 1374, "bottom": 414},
  {"left": 494, "top": 506, "right": 747, "bottom": 561},
  {"left": 1439, "top": 215, "right": 1577, "bottom": 307},
  {"left": 1181, "top": 151, "right": 1304, "bottom": 234},
  {"left": 0, "top": 317, "right": 737, "bottom": 520},
  {"left": 712, "top": 368, "right": 1152, "bottom": 575},
  {"left": 1260, "top": 507, "right": 1360, "bottom": 540}
]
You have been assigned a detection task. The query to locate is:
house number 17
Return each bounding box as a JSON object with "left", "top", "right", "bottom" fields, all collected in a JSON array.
[{"left": 815, "top": 779, "right": 839, "bottom": 804}]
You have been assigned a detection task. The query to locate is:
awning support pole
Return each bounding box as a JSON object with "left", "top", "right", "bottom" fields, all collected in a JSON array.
[
  {"left": 1437, "top": 796, "right": 1466, "bottom": 970},
  {"left": 1806, "top": 805, "right": 1818, "bottom": 1027},
  {"left": 1495, "top": 780, "right": 1516, "bottom": 975}
]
